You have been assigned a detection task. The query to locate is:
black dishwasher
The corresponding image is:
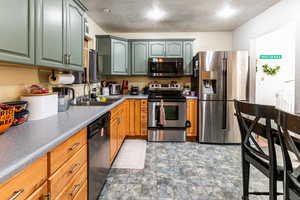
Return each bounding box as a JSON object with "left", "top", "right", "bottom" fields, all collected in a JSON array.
[{"left": 88, "top": 112, "right": 111, "bottom": 200}]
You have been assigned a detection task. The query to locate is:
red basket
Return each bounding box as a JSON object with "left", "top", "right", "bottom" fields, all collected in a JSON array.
[{"left": 0, "top": 104, "right": 15, "bottom": 134}]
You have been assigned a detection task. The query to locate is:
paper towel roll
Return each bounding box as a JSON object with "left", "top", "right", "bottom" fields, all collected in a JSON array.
[{"left": 49, "top": 74, "right": 75, "bottom": 85}]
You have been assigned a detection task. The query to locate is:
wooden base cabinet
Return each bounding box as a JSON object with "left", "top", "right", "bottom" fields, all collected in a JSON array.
[
  {"left": 128, "top": 99, "right": 148, "bottom": 136},
  {"left": 0, "top": 128, "right": 88, "bottom": 200},
  {"left": 109, "top": 99, "right": 148, "bottom": 163},
  {"left": 0, "top": 155, "right": 47, "bottom": 200},
  {"left": 110, "top": 103, "right": 126, "bottom": 163},
  {"left": 187, "top": 99, "right": 198, "bottom": 137}
]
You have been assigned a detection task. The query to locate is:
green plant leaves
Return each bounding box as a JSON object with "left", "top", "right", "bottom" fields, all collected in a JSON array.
[{"left": 262, "top": 64, "right": 280, "bottom": 76}]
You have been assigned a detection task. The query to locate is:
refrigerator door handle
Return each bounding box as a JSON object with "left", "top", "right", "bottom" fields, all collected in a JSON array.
[
  {"left": 221, "top": 56, "right": 228, "bottom": 130},
  {"left": 222, "top": 101, "right": 227, "bottom": 130}
]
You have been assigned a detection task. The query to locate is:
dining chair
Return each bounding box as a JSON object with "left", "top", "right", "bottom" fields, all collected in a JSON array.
[
  {"left": 277, "top": 110, "right": 300, "bottom": 200},
  {"left": 234, "top": 100, "right": 283, "bottom": 200}
]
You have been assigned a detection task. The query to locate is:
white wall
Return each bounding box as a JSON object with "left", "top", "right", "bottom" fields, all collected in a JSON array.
[
  {"left": 85, "top": 15, "right": 107, "bottom": 49},
  {"left": 111, "top": 32, "right": 233, "bottom": 54},
  {"left": 255, "top": 23, "right": 296, "bottom": 112},
  {"left": 232, "top": 0, "right": 300, "bottom": 113}
]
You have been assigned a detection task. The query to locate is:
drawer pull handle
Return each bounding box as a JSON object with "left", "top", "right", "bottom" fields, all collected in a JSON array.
[
  {"left": 68, "top": 143, "right": 80, "bottom": 151},
  {"left": 69, "top": 184, "right": 81, "bottom": 197},
  {"left": 8, "top": 189, "right": 24, "bottom": 200},
  {"left": 69, "top": 163, "right": 81, "bottom": 174}
]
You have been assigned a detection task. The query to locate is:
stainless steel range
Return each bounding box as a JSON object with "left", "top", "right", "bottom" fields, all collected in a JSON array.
[{"left": 148, "top": 82, "right": 190, "bottom": 142}]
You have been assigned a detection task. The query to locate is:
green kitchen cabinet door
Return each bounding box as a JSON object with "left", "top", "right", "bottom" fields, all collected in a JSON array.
[
  {"left": 166, "top": 41, "right": 183, "bottom": 57},
  {"left": 66, "top": 0, "right": 84, "bottom": 71},
  {"left": 149, "top": 41, "right": 165, "bottom": 57},
  {"left": 183, "top": 41, "right": 193, "bottom": 75},
  {"left": 0, "top": 0, "right": 34, "bottom": 65},
  {"left": 36, "top": 0, "right": 66, "bottom": 69},
  {"left": 132, "top": 41, "right": 149, "bottom": 75},
  {"left": 111, "top": 39, "right": 128, "bottom": 75}
]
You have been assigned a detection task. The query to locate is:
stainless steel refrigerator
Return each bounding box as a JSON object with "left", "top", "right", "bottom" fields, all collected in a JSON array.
[{"left": 191, "top": 51, "right": 249, "bottom": 144}]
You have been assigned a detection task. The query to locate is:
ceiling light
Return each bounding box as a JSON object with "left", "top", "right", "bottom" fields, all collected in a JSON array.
[
  {"left": 146, "top": 7, "right": 166, "bottom": 21},
  {"left": 217, "top": 6, "right": 237, "bottom": 18},
  {"left": 103, "top": 8, "right": 111, "bottom": 13}
]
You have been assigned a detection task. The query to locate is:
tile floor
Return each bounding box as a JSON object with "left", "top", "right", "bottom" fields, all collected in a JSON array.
[{"left": 99, "top": 142, "right": 283, "bottom": 200}]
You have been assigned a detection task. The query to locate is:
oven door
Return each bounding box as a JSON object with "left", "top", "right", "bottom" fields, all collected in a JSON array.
[{"left": 148, "top": 100, "right": 186, "bottom": 128}]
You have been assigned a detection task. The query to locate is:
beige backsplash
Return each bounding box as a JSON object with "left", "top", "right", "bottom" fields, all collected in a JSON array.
[
  {"left": 0, "top": 66, "right": 50, "bottom": 102},
  {"left": 0, "top": 65, "right": 192, "bottom": 102},
  {"left": 103, "top": 76, "right": 192, "bottom": 90}
]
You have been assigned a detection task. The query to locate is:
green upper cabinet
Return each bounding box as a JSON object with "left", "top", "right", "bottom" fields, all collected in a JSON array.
[
  {"left": 149, "top": 41, "right": 165, "bottom": 57},
  {"left": 97, "top": 36, "right": 129, "bottom": 75},
  {"left": 112, "top": 39, "right": 128, "bottom": 74},
  {"left": 36, "top": 0, "right": 65, "bottom": 69},
  {"left": 0, "top": 0, "right": 35, "bottom": 65},
  {"left": 0, "top": 0, "right": 85, "bottom": 71},
  {"left": 165, "top": 41, "right": 183, "bottom": 57},
  {"left": 65, "top": 0, "right": 84, "bottom": 71},
  {"left": 183, "top": 41, "right": 194, "bottom": 75},
  {"left": 131, "top": 41, "right": 149, "bottom": 75}
]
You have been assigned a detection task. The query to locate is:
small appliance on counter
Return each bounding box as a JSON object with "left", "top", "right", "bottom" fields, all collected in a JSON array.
[
  {"left": 143, "top": 86, "right": 149, "bottom": 95},
  {"left": 109, "top": 84, "right": 121, "bottom": 95},
  {"left": 130, "top": 86, "right": 140, "bottom": 95},
  {"left": 21, "top": 93, "right": 58, "bottom": 121},
  {"left": 52, "top": 87, "right": 75, "bottom": 112}
]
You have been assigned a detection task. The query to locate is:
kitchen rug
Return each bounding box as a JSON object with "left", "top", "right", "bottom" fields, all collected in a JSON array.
[{"left": 112, "top": 139, "right": 147, "bottom": 169}]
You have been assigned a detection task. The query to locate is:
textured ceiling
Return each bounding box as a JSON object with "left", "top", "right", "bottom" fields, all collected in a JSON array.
[{"left": 86, "top": 0, "right": 280, "bottom": 32}]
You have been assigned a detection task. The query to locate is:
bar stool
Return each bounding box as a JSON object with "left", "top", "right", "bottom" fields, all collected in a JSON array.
[
  {"left": 277, "top": 110, "right": 300, "bottom": 200},
  {"left": 234, "top": 100, "right": 283, "bottom": 200}
]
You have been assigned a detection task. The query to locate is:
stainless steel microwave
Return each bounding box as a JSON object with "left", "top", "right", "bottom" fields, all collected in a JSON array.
[{"left": 148, "top": 58, "right": 184, "bottom": 77}]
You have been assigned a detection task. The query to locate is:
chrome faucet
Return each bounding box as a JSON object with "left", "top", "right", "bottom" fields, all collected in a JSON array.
[{"left": 84, "top": 82, "right": 91, "bottom": 103}]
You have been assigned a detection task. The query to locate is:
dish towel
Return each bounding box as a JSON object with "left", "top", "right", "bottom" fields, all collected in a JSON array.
[{"left": 160, "top": 100, "right": 167, "bottom": 125}]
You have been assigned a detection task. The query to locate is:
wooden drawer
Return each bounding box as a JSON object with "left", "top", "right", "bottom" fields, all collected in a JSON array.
[
  {"left": 48, "top": 128, "right": 87, "bottom": 174},
  {"left": 73, "top": 181, "right": 87, "bottom": 200},
  {"left": 26, "top": 182, "right": 48, "bottom": 200},
  {"left": 48, "top": 145, "right": 87, "bottom": 199},
  {"left": 0, "top": 155, "right": 47, "bottom": 200},
  {"left": 55, "top": 164, "right": 87, "bottom": 200}
]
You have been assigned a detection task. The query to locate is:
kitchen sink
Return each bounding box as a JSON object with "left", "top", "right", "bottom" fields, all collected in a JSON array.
[{"left": 75, "top": 98, "right": 122, "bottom": 106}]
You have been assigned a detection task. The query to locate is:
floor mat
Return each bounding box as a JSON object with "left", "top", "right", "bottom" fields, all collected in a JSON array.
[{"left": 112, "top": 139, "right": 147, "bottom": 169}]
